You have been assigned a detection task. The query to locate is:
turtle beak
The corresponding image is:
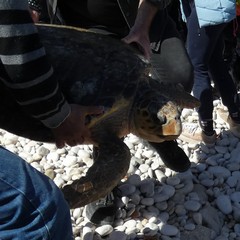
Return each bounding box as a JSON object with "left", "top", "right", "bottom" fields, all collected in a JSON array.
[
  {"left": 158, "top": 101, "right": 182, "bottom": 136},
  {"left": 161, "top": 117, "right": 182, "bottom": 136}
]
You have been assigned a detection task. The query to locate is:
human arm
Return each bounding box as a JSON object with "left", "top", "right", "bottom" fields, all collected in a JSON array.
[
  {"left": 122, "top": 0, "right": 171, "bottom": 60},
  {"left": 0, "top": 1, "right": 103, "bottom": 147}
]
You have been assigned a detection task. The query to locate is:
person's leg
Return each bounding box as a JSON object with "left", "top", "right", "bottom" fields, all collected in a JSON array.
[
  {"left": 185, "top": 4, "right": 229, "bottom": 135},
  {"left": 209, "top": 27, "right": 240, "bottom": 115},
  {"left": 209, "top": 28, "right": 240, "bottom": 137},
  {"left": 0, "top": 147, "right": 73, "bottom": 240},
  {"left": 179, "top": 3, "right": 226, "bottom": 145},
  {"left": 186, "top": 7, "right": 213, "bottom": 123},
  {"left": 150, "top": 15, "right": 193, "bottom": 93}
]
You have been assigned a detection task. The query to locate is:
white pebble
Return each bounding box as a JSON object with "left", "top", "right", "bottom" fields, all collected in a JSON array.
[
  {"left": 184, "top": 223, "right": 195, "bottom": 231},
  {"left": 208, "top": 166, "right": 231, "bottom": 179},
  {"left": 216, "top": 195, "right": 232, "bottom": 214},
  {"left": 139, "top": 163, "right": 149, "bottom": 173},
  {"left": 192, "top": 212, "right": 202, "bottom": 225},
  {"left": 160, "top": 224, "right": 179, "bottom": 236},
  {"left": 230, "top": 192, "right": 240, "bottom": 203},
  {"left": 184, "top": 200, "right": 201, "bottom": 211},
  {"left": 108, "top": 231, "right": 127, "bottom": 240},
  {"left": 62, "top": 155, "right": 78, "bottom": 167},
  {"left": 53, "top": 175, "right": 65, "bottom": 187},
  {"left": 166, "top": 176, "right": 180, "bottom": 186},
  {"left": 82, "top": 226, "right": 94, "bottom": 240},
  {"left": 140, "top": 197, "right": 154, "bottom": 206},
  {"left": 46, "top": 152, "right": 59, "bottom": 162},
  {"left": 123, "top": 219, "right": 137, "bottom": 228},
  {"left": 95, "top": 225, "right": 113, "bottom": 237}
]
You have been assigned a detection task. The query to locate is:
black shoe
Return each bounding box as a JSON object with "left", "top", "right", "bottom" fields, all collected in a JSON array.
[
  {"left": 85, "top": 191, "right": 118, "bottom": 225},
  {"left": 148, "top": 140, "right": 191, "bottom": 172}
]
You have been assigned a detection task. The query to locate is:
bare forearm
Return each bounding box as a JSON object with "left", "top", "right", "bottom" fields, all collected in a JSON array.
[{"left": 135, "top": 0, "right": 158, "bottom": 34}]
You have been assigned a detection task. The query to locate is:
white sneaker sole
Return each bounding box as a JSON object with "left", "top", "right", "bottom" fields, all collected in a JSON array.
[{"left": 178, "top": 134, "right": 201, "bottom": 144}]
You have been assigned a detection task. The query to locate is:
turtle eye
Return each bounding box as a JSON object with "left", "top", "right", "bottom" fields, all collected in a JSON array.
[
  {"left": 158, "top": 114, "right": 167, "bottom": 124},
  {"left": 148, "top": 101, "right": 167, "bottom": 124}
]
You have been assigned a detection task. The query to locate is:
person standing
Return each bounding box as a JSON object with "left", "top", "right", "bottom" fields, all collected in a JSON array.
[
  {"left": 0, "top": 1, "right": 103, "bottom": 239},
  {"left": 179, "top": 0, "right": 240, "bottom": 145}
]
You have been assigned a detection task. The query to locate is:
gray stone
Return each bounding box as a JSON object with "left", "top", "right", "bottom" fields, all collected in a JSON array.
[
  {"left": 200, "top": 206, "right": 224, "bottom": 235},
  {"left": 181, "top": 225, "right": 213, "bottom": 240}
]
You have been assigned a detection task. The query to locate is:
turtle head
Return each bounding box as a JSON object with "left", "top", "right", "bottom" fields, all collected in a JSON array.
[{"left": 132, "top": 93, "right": 182, "bottom": 142}]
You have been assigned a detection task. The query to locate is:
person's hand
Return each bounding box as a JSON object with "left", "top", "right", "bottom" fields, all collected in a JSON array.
[
  {"left": 51, "top": 104, "right": 104, "bottom": 148},
  {"left": 29, "top": 9, "right": 40, "bottom": 23},
  {"left": 122, "top": 0, "right": 158, "bottom": 61},
  {"left": 122, "top": 30, "right": 151, "bottom": 61}
]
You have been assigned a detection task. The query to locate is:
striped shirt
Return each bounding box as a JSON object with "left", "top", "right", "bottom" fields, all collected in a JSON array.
[{"left": 0, "top": 0, "right": 71, "bottom": 128}]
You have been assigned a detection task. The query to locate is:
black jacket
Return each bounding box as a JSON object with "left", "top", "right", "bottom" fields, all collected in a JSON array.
[{"left": 31, "top": 0, "right": 172, "bottom": 50}]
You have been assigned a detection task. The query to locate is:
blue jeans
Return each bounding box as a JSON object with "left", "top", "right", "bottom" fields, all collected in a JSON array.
[
  {"left": 185, "top": 1, "right": 239, "bottom": 121},
  {"left": 0, "top": 147, "right": 73, "bottom": 240}
]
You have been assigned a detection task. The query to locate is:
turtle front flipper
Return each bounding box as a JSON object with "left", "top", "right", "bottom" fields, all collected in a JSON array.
[
  {"left": 148, "top": 140, "right": 191, "bottom": 172},
  {"left": 62, "top": 136, "right": 131, "bottom": 208}
]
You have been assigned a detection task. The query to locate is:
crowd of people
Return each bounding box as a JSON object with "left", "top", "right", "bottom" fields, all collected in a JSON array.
[{"left": 0, "top": 0, "right": 240, "bottom": 238}]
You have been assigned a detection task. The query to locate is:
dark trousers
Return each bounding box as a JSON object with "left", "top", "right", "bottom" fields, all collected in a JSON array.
[
  {"left": 150, "top": 14, "right": 193, "bottom": 92},
  {"left": 186, "top": 2, "right": 239, "bottom": 121}
]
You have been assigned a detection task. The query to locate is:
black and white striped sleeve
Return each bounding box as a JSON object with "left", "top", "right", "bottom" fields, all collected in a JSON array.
[{"left": 0, "top": 0, "right": 71, "bottom": 128}]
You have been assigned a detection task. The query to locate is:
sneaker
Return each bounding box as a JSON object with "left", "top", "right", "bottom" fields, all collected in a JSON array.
[
  {"left": 201, "top": 130, "right": 218, "bottom": 145},
  {"left": 217, "top": 108, "right": 240, "bottom": 138},
  {"left": 217, "top": 108, "right": 228, "bottom": 123},
  {"left": 226, "top": 115, "right": 240, "bottom": 138},
  {"left": 85, "top": 191, "right": 118, "bottom": 225},
  {"left": 179, "top": 122, "right": 217, "bottom": 146}
]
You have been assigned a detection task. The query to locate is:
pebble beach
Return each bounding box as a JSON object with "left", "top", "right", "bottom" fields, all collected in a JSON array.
[{"left": 1, "top": 99, "right": 240, "bottom": 240}]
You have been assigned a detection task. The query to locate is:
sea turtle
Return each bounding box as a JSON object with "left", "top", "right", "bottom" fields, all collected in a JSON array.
[{"left": 0, "top": 24, "right": 199, "bottom": 208}]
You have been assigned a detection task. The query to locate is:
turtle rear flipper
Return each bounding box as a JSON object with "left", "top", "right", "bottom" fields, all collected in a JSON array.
[{"left": 62, "top": 136, "right": 130, "bottom": 208}]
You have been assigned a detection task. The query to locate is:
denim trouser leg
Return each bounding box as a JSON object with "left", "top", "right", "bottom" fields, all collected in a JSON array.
[
  {"left": 186, "top": 3, "right": 238, "bottom": 120},
  {"left": 0, "top": 147, "right": 73, "bottom": 240}
]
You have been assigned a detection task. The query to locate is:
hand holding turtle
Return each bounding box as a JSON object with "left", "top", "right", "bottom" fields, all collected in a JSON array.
[
  {"left": 122, "top": 0, "right": 158, "bottom": 61},
  {"left": 52, "top": 104, "right": 104, "bottom": 148},
  {"left": 122, "top": 29, "right": 151, "bottom": 61},
  {"left": 29, "top": 9, "right": 40, "bottom": 23}
]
